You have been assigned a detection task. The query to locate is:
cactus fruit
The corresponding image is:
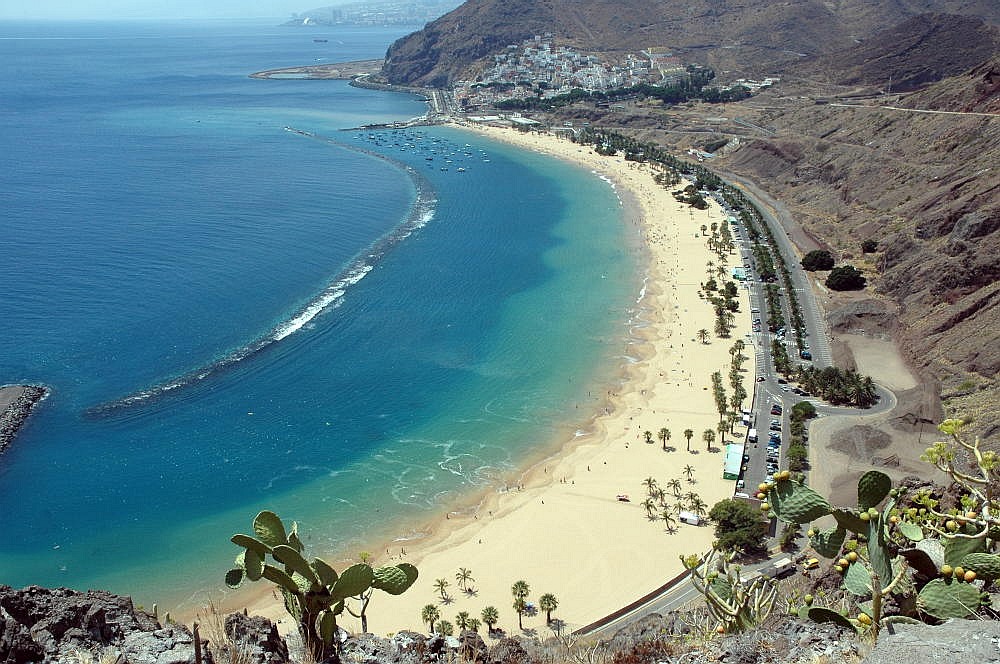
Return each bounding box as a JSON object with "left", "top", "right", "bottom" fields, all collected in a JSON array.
[
  {"left": 857, "top": 471, "right": 892, "bottom": 511},
  {"left": 917, "top": 578, "right": 983, "bottom": 619},
  {"left": 959, "top": 553, "right": 1000, "bottom": 581}
]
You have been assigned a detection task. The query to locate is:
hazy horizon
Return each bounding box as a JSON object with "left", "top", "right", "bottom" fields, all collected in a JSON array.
[{"left": 0, "top": 1, "right": 349, "bottom": 21}]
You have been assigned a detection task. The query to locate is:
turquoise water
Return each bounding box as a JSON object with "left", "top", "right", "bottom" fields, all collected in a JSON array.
[{"left": 0, "top": 20, "right": 640, "bottom": 608}]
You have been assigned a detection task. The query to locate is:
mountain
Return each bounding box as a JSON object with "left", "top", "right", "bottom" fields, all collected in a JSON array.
[
  {"left": 788, "top": 13, "right": 1000, "bottom": 92},
  {"left": 900, "top": 53, "right": 1000, "bottom": 112},
  {"left": 380, "top": 0, "right": 1000, "bottom": 86}
]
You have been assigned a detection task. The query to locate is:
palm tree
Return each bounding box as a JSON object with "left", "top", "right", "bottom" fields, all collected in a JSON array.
[
  {"left": 642, "top": 476, "right": 658, "bottom": 496},
  {"left": 455, "top": 567, "right": 474, "bottom": 593},
  {"left": 455, "top": 611, "right": 470, "bottom": 630},
  {"left": 701, "top": 224, "right": 708, "bottom": 236},
  {"left": 697, "top": 328, "right": 710, "bottom": 344},
  {"left": 511, "top": 580, "right": 531, "bottom": 629},
  {"left": 466, "top": 617, "right": 482, "bottom": 633},
  {"left": 661, "top": 508, "right": 677, "bottom": 532},
  {"left": 481, "top": 606, "right": 500, "bottom": 634},
  {"left": 683, "top": 428, "right": 694, "bottom": 451},
  {"left": 643, "top": 430, "right": 654, "bottom": 444},
  {"left": 422, "top": 604, "right": 440, "bottom": 633},
  {"left": 689, "top": 496, "right": 709, "bottom": 518},
  {"left": 538, "top": 593, "right": 559, "bottom": 624},
  {"left": 683, "top": 464, "right": 695, "bottom": 483},
  {"left": 667, "top": 478, "right": 682, "bottom": 498},
  {"left": 718, "top": 421, "right": 728, "bottom": 446},
  {"left": 659, "top": 427, "right": 671, "bottom": 450},
  {"left": 512, "top": 580, "right": 530, "bottom": 601},
  {"left": 641, "top": 496, "right": 658, "bottom": 519},
  {"left": 684, "top": 490, "right": 699, "bottom": 506},
  {"left": 703, "top": 428, "right": 715, "bottom": 451},
  {"left": 433, "top": 578, "right": 450, "bottom": 601}
]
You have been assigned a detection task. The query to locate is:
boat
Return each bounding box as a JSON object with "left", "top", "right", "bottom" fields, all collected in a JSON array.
[{"left": 313, "top": 39, "right": 328, "bottom": 43}]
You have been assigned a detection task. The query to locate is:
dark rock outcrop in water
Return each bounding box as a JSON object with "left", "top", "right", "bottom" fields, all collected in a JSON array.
[
  {"left": 0, "top": 385, "right": 47, "bottom": 456},
  {"left": 0, "top": 585, "right": 211, "bottom": 664}
]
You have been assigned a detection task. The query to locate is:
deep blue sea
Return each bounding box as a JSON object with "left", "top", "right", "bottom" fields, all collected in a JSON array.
[{"left": 0, "top": 19, "right": 640, "bottom": 609}]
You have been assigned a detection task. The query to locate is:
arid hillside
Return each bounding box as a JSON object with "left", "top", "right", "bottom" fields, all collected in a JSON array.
[
  {"left": 714, "top": 64, "right": 1000, "bottom": 439},
  {"left": 381, "top": 0, "right": 1000, "bottom": 86}
]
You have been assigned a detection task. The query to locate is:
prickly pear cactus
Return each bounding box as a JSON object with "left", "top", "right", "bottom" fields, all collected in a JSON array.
[
  {"left": 809, "top": 526, "right": 846, "bottom": 558},
  {"left": 899, "top": 548, "right": 939, "bottom": 579},
  {"left": 768, "top": 480, "right": 833, "bottom": 524},
  {"left": 807, "top": 606, "right": 857, "bottom": 632},
  {"left": 960, "top": 553, "right": 1000, "bottom": 581},
  {"left": 917, "top": 578, "right": 983, "bottom": 619},
  {"left": 897, "top": 521, "right": 923, "bottom": 542},
  {"left": 373, "top": 563, "right": 419, "bottom": 595},
  {"left": 253, "top": 510, "right": 288, "bottom": 548},
  {"left": 857, "top": 471, "right": 892, "bottom": 511},
  {"left": 943, "top": 529, "right": 987, "bottom": 567},
  {"left": 843, "top": 560, "right": 872, "bottom": 597}
]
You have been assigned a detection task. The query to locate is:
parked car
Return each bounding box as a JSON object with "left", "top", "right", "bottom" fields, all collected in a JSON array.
[{"left": 770, "top": 404, "right": 783, "bottom": 415}]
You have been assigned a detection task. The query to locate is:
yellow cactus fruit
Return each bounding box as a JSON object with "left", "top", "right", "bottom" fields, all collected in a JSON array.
[
  {"left": 954, "top": 566, "right": 965, "bottom": 578},
  {"left": 846, "top": 552, "right": 858, "bottom": 563},
  {"left": 857, "top": 613, "right": 872, "bottom": 626},
  {"left": 941, "top": 564, "right": 954, "bottom": 577},
  {"left": 964, "top": 570, "right": 977, "bottom": 582}
]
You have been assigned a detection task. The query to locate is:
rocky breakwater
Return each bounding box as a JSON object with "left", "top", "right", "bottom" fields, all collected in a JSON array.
[{"left": 0, "top": 385, "right": 47, "bottom": 456}]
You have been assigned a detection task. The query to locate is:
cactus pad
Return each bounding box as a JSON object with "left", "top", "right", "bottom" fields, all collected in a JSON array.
[
  {"left": 960, "top": 553, "right": 1000, "bottom": 581},
  {"left": 231, "top": 534, "right": 271, "bottom": 557},
  {"left": 225, "top": 567, "right": 245, "bottom": 588},
  {"left": 373, "top": 563, "right": 419, "bottom": 595},
  {"left": 856, "top": 471, "right": 891, "bottom": 511},
  {"left": 253, "top": 511, "right": 288, "bottom": 548},
  {"left": 843, "top": 560, "right": 872, "bottom": 597},
  {"left": 916, "top": 538, "right": 946, "bottom": 569},
  {"left": 867, "top": 517, "right": 892, "bottom": 590},
  {"left": 311, "top": 557, "right": 338, "bottom": 587},
  {"left": 807, "top": 607, "right": 857, "bottom": 632},
  {"left": 897, "top": 521, "right": 923, "bottom": 542},
  {"left": 261, "top": 564, "right": 299, "bottom": 594},
  {"left": 830, "top": 508, "right": 868, "bottom": 534},
  {"left": 272, "top": 545, "right": 319, "bottom": 586},
  {"left": 810, "top": 526, "right": 846, "bottom": 558},
  {"left": 943, "top": 528, "right": 987, "bottom": 566},
  {"left": 768, "top": 480, "right": 833, "bottom": 524},
  {"left": 917, "top": 578, "right": 982, "bottom": 619},
  {"left": 331, "top": 563, "right": 375, "bottom": 602},
  {"left": 899, "top": 548, "right": 938, "bottom": 579},
  {"left": 244, "top": 548, "right": 264, "bottom": 581}
]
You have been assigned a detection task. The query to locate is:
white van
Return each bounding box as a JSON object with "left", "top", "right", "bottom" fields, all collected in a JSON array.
[{"left": 748, "top": 428, "right": 758, "bottom": 443}]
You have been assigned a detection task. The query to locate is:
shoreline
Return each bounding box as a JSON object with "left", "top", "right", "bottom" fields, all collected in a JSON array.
[
  {"left": 210, "top": 124, "right": 755, "bottom": 637},
  {"left": 0, "top": 385, "right": 48, "bottom": 457}
]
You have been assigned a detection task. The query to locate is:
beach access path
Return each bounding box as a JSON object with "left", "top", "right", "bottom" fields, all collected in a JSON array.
[{"left": 236, "top": 124, "right": 756, "bottom": 637}]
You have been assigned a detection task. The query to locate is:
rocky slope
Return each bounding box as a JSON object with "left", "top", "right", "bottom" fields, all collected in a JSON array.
[
  {"left": 787, "top": 13, "right": 1000, "bottom": 92},
  {"left": 380, "top": 0, "right": 1000, "bottom": 86}
]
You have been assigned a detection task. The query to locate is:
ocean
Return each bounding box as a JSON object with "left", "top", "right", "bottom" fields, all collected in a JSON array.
[{"left": 0, "top": 19, "right": 641, "bottom": 608}]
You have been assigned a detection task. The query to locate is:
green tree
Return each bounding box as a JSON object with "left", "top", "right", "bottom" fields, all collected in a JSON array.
[
  {"left": 708, "top": 499, "right": 767, "bottom": 555},
  {"left": 800, "top": 249, "right": 834, "bottom": 271},
  {"left": 826, "top": 264, "right": 866, "bottom": 290},
  {"left": 433, "top": 578, "right": 450, "bottom": 600},
  {"left": 455, "top": 567, "right": 474, "bottom": 593},
  {"left": 642, "top": 476, "right": 658, "bottom": 496},
  {"left": 437, "top": 620, "right": 454, "bottom": 636},
  {"left": 641, "top": 496, "right": 658, "bottom": 518},
  {"left": 644, "top": 430, "right": 654, "bottom": 444},
  {"left": 455, "top": 611, "right": 470, "bottom": 630},
  {"left": 659, "top": 427, "right": 671, "bottom": 451},
  {"left": 511, "top": 580, "right": 530, "bottom": 630},
  {"left": 667, "top": 478, "right": 683, "bottom": 498},
  {"left": 422, "top": 604, "right": 440, "bottom": 633},
  {"left": 683, "top": 465, "right": 696, "bottom": 483},
  {"left": 703, "top": 428, "right": 716, "bottom": 451},
  {"left": 683, "top": 428, "right": 694, "bottom": 452},
  {"left": 697, "top": 328, "right": 710, "bottom": 344},
  {"left": 481, "top": 606, "right": 500, "bottom": 633},
  {"left": 538, "top": 593, "right": 559, "bottom": 624},
  {"left": 466, "top": 617, "right": 481, "bottom": 633}
]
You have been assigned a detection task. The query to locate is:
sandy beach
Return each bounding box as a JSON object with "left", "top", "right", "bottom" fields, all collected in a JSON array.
[{"left": 229, "top": 124, "right": 754, "bottom": 638}]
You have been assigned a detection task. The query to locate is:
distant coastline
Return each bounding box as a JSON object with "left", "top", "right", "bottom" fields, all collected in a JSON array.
[
  {"left": 0, "top": 385, "right": 48, "bottom": 456},
  {"left": 249, "top": 59, "right": 384, "bottom": 80}
]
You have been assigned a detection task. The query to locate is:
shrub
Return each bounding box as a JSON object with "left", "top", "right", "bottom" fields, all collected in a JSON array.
[
  {"left": 801, "top": 250, "right": 834, "bottom": 271},
  {"left": 826, "top": 265, "right": 866, "bottom": 290}
]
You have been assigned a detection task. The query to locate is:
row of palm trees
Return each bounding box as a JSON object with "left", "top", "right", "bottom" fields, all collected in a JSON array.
[{"left": 421, "top": 582, "right": 558, "bottom": 635}]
